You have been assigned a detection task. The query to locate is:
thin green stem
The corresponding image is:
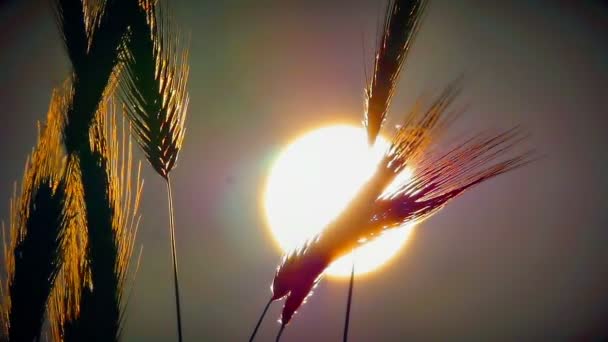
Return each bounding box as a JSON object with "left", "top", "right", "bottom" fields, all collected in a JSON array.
[{"left": 166, "top": 176, "right": 183, "bottom": 342}]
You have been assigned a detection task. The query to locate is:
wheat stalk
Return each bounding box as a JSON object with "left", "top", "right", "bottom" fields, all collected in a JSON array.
[
  {"left": 373, "top": 129, "right": 533, "bottom": 228},
  {"left": 55, "top": 1, "right": 187, "bottom": 340},
  {"left": 55, "top": 0, "right": 136, "bottom": 155},
  {"left": 121, "top": 0, "right": 189, "bottom": 180},
  {"left": 0, "top": 89, "right": 68, "bottom": 341},
  {"left": 342, "top": 260, "right": 355, "bottom": 342},
  {"left": 47, "top": 150, "right": 90, "bottom": 342},
  {"left": 50, "top": 101, "right": 142, "bottom": 342},
  {"left": 249, "top": 83, "right": 454, "bottom": 341},
  {"left": 1, "top": 0, "right": 176, "bottom": 340},
  {"left": 346, "top": 1, "right": 428, "bottom": 338},
  {"left": 52, "top": 1, "right": 146, "bottom": 340},
  {"left": 250, "top": 86, "right": 457, "bottom": 341},
  {"left": 52, "top": 103, "right": 143, "bottom": 342},
  {"left": 272, "top": 88, "right": 454, "bottom": 326},
  {"left": 121, "top": 1, "right": 189, "bottom": 340},
  {"left": 255, "top": 82, "right": 531, "bottom": 340}
]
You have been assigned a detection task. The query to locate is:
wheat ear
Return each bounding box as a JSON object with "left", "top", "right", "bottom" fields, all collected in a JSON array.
[
  {"left": 1, "top": 89, "right": 68, "bottom": 341},
  {"left": 53, "top": 102, "right": 143, "bottom": 342},
  {"left": 364, "top": 0, "right": 427, "bottom": 145},
  {"left": 347, "top": 1, "right": 428, "bottom": 337},
  {"left": 266, "top": 83, "right": 531, "bottom": 334},
  {"left": 53, "top": 1, "right": 142, "bottom": 340},
  {"left": 121, "top": 1, "right": 189, "bottom": 340}
]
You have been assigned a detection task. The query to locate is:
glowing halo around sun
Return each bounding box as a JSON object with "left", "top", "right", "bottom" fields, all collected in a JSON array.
[{"left": 263, "top": 125, "right": 416, "bottom": 278}]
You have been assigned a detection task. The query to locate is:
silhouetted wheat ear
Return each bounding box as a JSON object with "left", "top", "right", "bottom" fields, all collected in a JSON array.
[
  {"left": 372, "top": 128, "right": 534, "bottom": 230},
  {"left": 54, "top": 0, "right": 137, "bottom": 155},
  {"left": 266, "top": 83, "right": 532, "bottom": 331},
  {"left": 1, "top": 89, "right": 68, "bottom": 341},
  {"left": 343, "top": 2, "right": 428, "bottom": 339},
  {"left": 47, "top": 152, "right": 90, "bottom": 342},
  {"left": 364, "top": 0, "right": 427, "bottom": 145},
  {"left": 51, "top": 1, "right": 143, "bottom": 340},
  {"left": 121, "top": 1, "right": 189, "bottom": 340},
  {"left": 122, "top": 0, "right": 189, "bottom": 179},
  {"left": 261, "top": 86, "right": 458, "bottom": 332},
  {"left": 52, "top": 101, "right": 143, "bottom": 342}
]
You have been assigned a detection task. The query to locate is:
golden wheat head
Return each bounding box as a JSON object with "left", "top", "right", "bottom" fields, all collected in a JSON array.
[
  {"left": 1, "top": 88, "right": 69, "bottom": 341},
  {"left": 49, "top": 100, "right": 143, "bottom": 342},
  {"left": 122, "top": 0, "right": 189, "bottom": 179}
]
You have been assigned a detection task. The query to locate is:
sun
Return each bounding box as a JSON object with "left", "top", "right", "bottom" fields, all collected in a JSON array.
[{"left": 263, "top": 125, "right": 415, "bottom": 278}]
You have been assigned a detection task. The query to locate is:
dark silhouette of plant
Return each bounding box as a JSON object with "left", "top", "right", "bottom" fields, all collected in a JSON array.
[
  {"left": 50, "top": 103, "right": 143, "bottom": 342},
  {"left": 52, "top": 1, "right": 141, "bottom": 340},
  {"left": 265, "top": 86, "right": 531, "bottom": 342},
  {"left": 1, "top": 90, "right": 69, "bottom": 342},
  {"left": 365, "top": 0, "right": 427, "bottom": 146},
  {"left": 0, "top": 0, "right": 188, "bottom": 340},
  {"left": 121, "top": 2, "right": 190, "bottom": 340},
  {"left": 346, "top": 1, "right": 428, "bottom": 338},
  {"left": 53, "top": 1, "right": 189, "bottom": 340},
  {"left": 249, "top": 1, "right": 534, "bottom": 333}
]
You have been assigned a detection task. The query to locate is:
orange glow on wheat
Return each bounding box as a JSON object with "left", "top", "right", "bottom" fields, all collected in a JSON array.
[{"left": 264, "top": 125, "right": 415, "bottom": 278}]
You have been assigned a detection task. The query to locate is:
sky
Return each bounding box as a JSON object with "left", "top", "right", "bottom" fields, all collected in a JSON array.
[{"left": 1, "top": 0, "right": 608, "bottom": 340}]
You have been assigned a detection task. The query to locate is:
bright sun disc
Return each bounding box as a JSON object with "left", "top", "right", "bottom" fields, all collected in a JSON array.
[{"left": 263, "top": 125, "right": 415, "bottom": 278}]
